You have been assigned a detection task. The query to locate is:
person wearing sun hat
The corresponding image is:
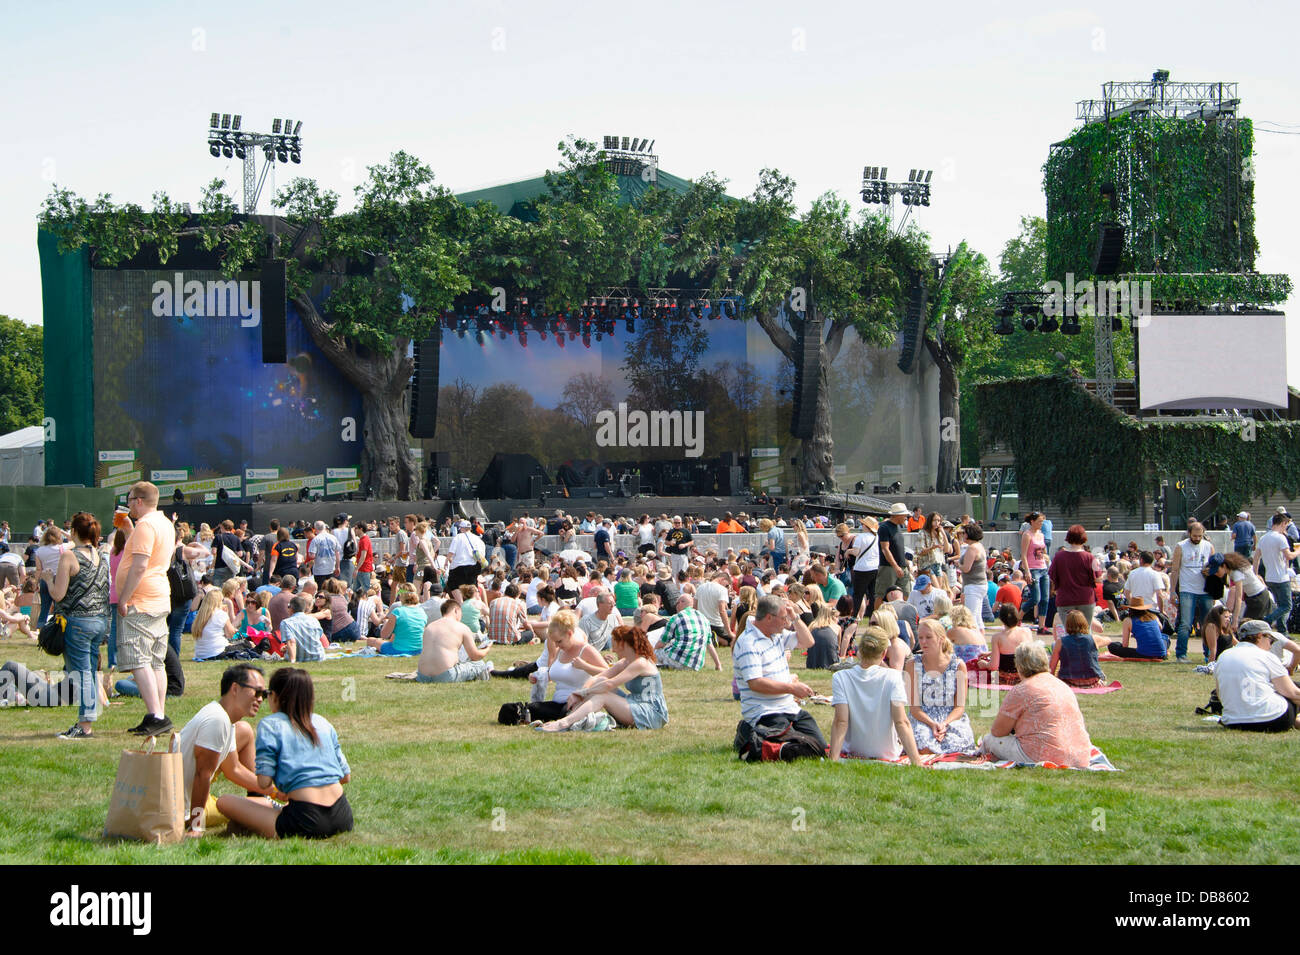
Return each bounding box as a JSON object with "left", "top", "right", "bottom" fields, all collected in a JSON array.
[
  {"left": 874, "top": 504, "right": 911, "bottom": 612},
  {"left": 1107, "top": 596, "right": 1169, "bottom": 659},
  {"left": 1215, "top": 619, "right": 1300, "bottom": 731}
]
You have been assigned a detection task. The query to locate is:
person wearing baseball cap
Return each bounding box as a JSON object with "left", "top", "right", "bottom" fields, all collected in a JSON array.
[
  {"left": 1230, "top": 511, "right": 1256, "bottom": 560},
  {"left": 1214, "top": 619, "right": 1300, "bottom": 731}
]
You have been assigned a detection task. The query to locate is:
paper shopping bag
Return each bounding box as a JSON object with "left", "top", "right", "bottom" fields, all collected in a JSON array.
[{"left": 103, "top": 733, "right": 185, "bottom": 845}]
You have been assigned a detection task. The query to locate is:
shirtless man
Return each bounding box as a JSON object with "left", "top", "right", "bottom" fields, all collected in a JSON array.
[
  {"left": 415, "top": 600, "right": 493, "bottom": 683},
  {"left": 512, "top": 518, "right": 540, "bottom": 569}
]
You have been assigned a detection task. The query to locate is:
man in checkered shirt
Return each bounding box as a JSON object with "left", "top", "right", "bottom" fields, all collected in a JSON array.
[
  {"left": 655, "top": 593, "right": 714, "bottom": 671},
  {"left": 487, "top": 583, "right": 529, "bottom": 644},
  {"left": 732, "top": 594, "right": 824, "bottom": 752}
]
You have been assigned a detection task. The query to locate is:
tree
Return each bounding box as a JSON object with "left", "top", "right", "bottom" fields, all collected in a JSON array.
[
  {"left": 559, "top": 373, "right": 615, "bottom": 429},
  {"left": 40, "top": 154, "right": 479, "bottom": 499},
  {"left": 0, "top": 316, "right": 43, "bottom": 434}
]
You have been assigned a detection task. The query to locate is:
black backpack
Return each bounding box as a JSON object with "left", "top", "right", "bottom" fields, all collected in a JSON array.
[
  {"left": 734, "top": 716, "right": 828, "bottom": 762},
  {"left": 167, "top": 546, "right": 197, "bottom": 608},
  {"left": 342, "top": 534, "right": 358, "bottom": 560},
  {"left": 497, "top": 702, "right": 533, "bottom": 725}
]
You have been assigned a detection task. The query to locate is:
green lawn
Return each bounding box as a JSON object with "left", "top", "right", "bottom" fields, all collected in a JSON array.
[{"left": 1, "top": 624, "right": 1297, "bottom": 865}]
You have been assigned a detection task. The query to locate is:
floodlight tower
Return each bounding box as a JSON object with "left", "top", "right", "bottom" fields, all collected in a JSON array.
[
  {"left": 601, "top": 135, "right": 658, "bottom": 182},
  {"left": 205, "top": 112, "right": 304, "bottom": 213},
  {"left": 860, "top": 166, "right": 933, "bottom": 233}
]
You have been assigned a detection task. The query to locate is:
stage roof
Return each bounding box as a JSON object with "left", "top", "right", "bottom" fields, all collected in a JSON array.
[{"left": 457, "top": 168, "right": 707, "bottom": 221}]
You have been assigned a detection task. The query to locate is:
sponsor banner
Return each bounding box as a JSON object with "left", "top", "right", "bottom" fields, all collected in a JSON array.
[
  {"left": 751, "top": 448, "right": 779, "bottom": 458},
  {"left": 244, "top": 474, "right": 326, "bottom": 496},
  {"left": 245, "top": 468, "right": 280, "bottom": 481},
  {"left": 881, "top": 465, "right": 904, "bottom": 476},
  {"left": 326, "top": 467, "right": 358, "bottom": 480},
  {"left": 150, "top": 469, "right": 190, "bottom": 483},
  {"left": 107, "top": 461, "right": 138, "bottom": 477},
  {"left": 326, "top": 479, "right": 361, "bottom": 496},
  {"left": 834, "top": 465, "right": 848, "bottom": 476},
  {"left": 99, "top": 471, "right": 141, "bottom": 490},
  {"left": 98, "top": 450, "right": 137, "bottom": 462},
  {"left": 155, "top": 475, "right": 242, "bottom": 498}
]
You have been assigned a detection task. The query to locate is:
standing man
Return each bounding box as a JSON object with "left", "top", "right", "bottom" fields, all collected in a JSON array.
[
  {"left": 1169, "top": 521, "right": 1215, "bottom": 663},
  {"left": 354, "top": 522, "right": 375, "bottom": 595},
  {"left": 875, "top": 503, "right": 911, "bottom": 612},
  {"left": 593, "top": 518, "right": 615, "bottom": 565},
  {"left": 116, "top": 481, "right": 177, "bottom": 736},
  {"left": 1231, "top": 512, "right": 1257, "bottom": 560},
  {"left": 512, "top": 517, "right": 538, "bottom": 569},
  {"left": 664, "top": 516, "right": 693, "bottom": 579},
  {"left": 732, "top": 595, "right": 823, "bottom": 756},
  {"left": 333, "top": 514, "right": 355, "bottom": 590},
  {"left": 446, "top": 520, "right": 484, "bottom": 593},
  {"left": 259, "top": 520, "right": 280, "bottom": 586},
  {"left": 1256, "top": 513, "right": 1300, "bottom": 632},
  {"left": 304, "top": 520, "right": 340, "bottom": 589},
  {"left": 211, "top": 520, "right": 242, "bottom": 587},
  {"left": 388, "top": 516, "right": 410, "bottom": 580}
]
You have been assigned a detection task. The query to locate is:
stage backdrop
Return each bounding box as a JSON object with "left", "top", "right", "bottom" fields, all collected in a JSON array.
[
  {"left": 434, "top": 312, "right": 940, "bottom": 495},
  {"left": 90, "top": 269, "right": 362, "bottom": 502}
]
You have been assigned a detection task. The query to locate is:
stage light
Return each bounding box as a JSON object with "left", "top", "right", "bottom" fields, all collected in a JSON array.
[
  {"left": 209, "top": 142, "right": 221, "bottom": 157},
  {"left": 1112, "top": 316, "right": 1124, "bottom": 331},
  {"left": 222, "top": 144, "right": 234, "bottom": 158},
  {"left": 1061, "top": 316, "right": 1082, "bottom": 335},
  {"left": 173, "top": 488, "right": 184, "bottom": 504},
  {"left": 1021, "top": 315, "right": 1037, "bottom": 332},
  {"left": 519, "top": 329, "right": 527, "bottom": 347},
  {"left": 277, "top": 149, "right": 289, "bottom": 163},
  {"left": 217, "top": 487, "right": 230, "bottom": 504},
  {"left": 234, "top": 144, "right": 246, "bottom": 159},
  {"left": 298, "top": 487, "right": 309, "bottom": 501},
  {"left": 854, "top": 480, "right": 866, "bottom": 493},
  {"left": 995, "top": 315, "right": 1015, "bottom": 335},
  {"left": 290, "top": 150, "right": 301, "bottom": 164},
  {"left": 1040, "top": 315, "right": 1060, "bottom": 333}
]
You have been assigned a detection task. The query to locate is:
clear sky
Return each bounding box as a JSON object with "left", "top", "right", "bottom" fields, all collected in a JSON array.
[{"left": 3, "top": 0, "right": 1296, "bottom": 383}]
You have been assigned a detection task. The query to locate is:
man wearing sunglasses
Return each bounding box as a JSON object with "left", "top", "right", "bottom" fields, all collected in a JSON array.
[{"left": 177, "top": 663, "right": 279, "bottom": 838}]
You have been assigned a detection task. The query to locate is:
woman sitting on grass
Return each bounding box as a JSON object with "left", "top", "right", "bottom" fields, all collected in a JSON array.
[
  {"left": 362, "top": 586, "right": 425, "bottom": 656},
  {"left": 537, "top": 625, "right": 667, "bottom": 732},
  {"left": 528, "top": 609, "right": 609, "bottom": 722},
  {"left": 979, "top": 640, "right": 1094, "bottom": 768},
  {"left": 806, "top": 601, "right": 840, "bottom": 669},
  {"left": 903, "top": 619, "right": 977, "bottom": 755},
  {"left": 192, "top": 588, "right": 237, "bottom": 662},
  {"left": 1107, "top": 597, "right": 1167, "bottom": 661},
  {"left": 973, "top": 604, "right": 1033, "bottom": 684},
  {"left": 217, "top": 667, "right": 353, "bottom": 840},
  {"left": 946, "top": 605, "right": 987, "bottom": 666},
  {"left": 867, "top": 605, "right": 911, "bottom": 670},
  {"left": 1052, "top": 610, "right": 1107, "bottom": 687}
]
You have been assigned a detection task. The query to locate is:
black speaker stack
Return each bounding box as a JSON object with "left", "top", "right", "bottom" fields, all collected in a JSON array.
[
  {"left": 790, "top": 318, "right": 823, "bottom": 439},
  {"left": 409, "top": 326, "right": 441, "bottom": 438},
  {"left": 260, "top": 258, "right": 287, "bottom": 364}
]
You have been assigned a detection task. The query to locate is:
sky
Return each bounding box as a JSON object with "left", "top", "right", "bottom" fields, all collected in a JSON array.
[{"left": 2, "top": 0, "right": 1297, "bottom": 384}]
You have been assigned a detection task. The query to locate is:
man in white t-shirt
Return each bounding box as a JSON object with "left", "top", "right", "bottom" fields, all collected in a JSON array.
[
  {"left": 695, "top": 571, "right": 733, "bottom": 646},
  {"left": 1215, "top": 621, "right": 1300, "bottom": 731},
  {"left": 1256, "top": 513, "right": 1300, "bottom": 631},
  {"left": 829, "top": 626, "right": 922, "bottom": 764},
  {"left": 1122, "top": 551, "right": 1166, "bottom": 608},
  {"left": 178, "top": 664, "right": 276, "bottom": 837},
  {"left": 446, "top": 521, "right": 484, "bottom": 592},
  {"left": 1169, "top": 522, "right": 1215, "bottom": 662},
  {"left": 907, "top": 575, "right": 937, "bottom": 619}
]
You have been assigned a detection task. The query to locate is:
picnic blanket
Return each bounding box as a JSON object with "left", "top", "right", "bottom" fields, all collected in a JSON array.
[
  {"left": 852, "top": 745, "right": 1119, "bottom": 771},
  {"left": 323, "top": 647, "right": 417, "bottom": 661},
  {"left": 967, "top": 676, "right": 1123, "bottom": 694}
]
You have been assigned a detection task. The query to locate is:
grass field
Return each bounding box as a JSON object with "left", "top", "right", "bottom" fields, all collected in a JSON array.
[{"left": 1, "top": 622, "right": 1298, "bottom": 865}]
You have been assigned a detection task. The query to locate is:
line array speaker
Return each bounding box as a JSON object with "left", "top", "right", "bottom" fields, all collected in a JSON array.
[
  {"left": 1091, "top": 222, "right": 1125, "bottom": 276},
  {"left": 260, "top": 258, "right": 287, "bottom": 364},
  {"left": 789, "top": 318, "right": 823, "bottom": 439},
  {"left": 409, "top": 326, "right": 441, "bottom": 438}
]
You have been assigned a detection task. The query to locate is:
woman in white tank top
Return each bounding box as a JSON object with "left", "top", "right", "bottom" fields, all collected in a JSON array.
[{"left": 528, "top": 609, "right": 608, "bottom": 722}]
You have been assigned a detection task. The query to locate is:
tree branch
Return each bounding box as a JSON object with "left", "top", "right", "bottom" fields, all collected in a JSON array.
[
  {"left": 824, "top": 318, "right": 850, "bottom": 365},
  {"left": 294, "top": 293, "right": 368, "bottom": 388},
  {"left": 753, "top": 308, "right": 797, "bottom": 362}
]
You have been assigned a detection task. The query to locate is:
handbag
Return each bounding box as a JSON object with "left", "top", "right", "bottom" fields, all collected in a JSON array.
[
  {"left": 168, "top": 545, "right": 197, "bottom": 608},
  {"left": 39, "top": 556, "right": 99, "bottom": 656},
  {"left": 103, "top": 733, "right": 186, "bottom": 844}
]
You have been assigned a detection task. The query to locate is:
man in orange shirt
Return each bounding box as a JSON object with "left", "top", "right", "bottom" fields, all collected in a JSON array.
[
  {"left": 906, "top": 506, "right": 926, "bottom": 533},
  {"left": 116, "top": 481, "right": 178, "bottom": 736},
  {"left": 716, "top": 512, "right": 744, "bottom": 534}
]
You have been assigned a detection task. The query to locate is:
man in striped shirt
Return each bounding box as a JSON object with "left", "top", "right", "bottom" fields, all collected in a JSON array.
[
  {"left": 655, "top": 594, "right": 714, "bottom": 670},
  {"left": 487, "top": 583, "right": 529, "bottom": 644},
  {"left": 732, "top": 595, "right": 824, "bottom": 752}
]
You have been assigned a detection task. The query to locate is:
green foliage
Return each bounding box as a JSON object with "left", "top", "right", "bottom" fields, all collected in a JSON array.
[
  {"left": 977, "top": 375, "right": 1300, "bottom": 512},
  {"left": 1044, "top": 114, "right": 1257, "bottom": 279},
  {"left": 1121, "top": 271, "right": 1291, "bottom": 307},
  {"left": 0, "top": 315, "right": 43, "bottom": 434}
]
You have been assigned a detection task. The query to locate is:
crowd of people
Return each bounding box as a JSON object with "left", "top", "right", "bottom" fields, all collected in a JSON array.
[{"left": 4, "top": 485, "right": 1300, "bottom": 839}]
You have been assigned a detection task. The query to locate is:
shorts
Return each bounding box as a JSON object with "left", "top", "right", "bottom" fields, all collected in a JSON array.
[
  {"left": 116, "top": 610, "right": 169, "bottom": 671},
  {"left": 518, "top": 551, "right": 536, "bottom": 568},
  {"left": 709, "top": 624, "right": 730, "bottom": 647},
  {"left": 194, "top": 793, "right": 229, "bottom": 830},
  {"left": 415, "top": 660, "right": 492, "bottom": 682},
  {"left": 876, "top": 566, "right": 907, "bottom": 599},
  {"left": 275, "top": 794, "right": 354, "bottom": 839}
]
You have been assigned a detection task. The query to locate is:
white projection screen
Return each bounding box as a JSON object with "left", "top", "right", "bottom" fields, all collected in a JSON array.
[{"left": 1138, "top": 313, "right": 1288, "bottom": 410}]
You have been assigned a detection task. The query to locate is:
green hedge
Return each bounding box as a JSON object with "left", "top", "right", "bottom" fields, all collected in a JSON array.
[
  {"left": 976, "top": 375, "right": 1300, "bottom": 512},
  {"left": 1119, "top": 272, "right": 1291, "bottom": 308},
  {"left": 1044, "top": 114, "right": 1256, "bottom": 280}
]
